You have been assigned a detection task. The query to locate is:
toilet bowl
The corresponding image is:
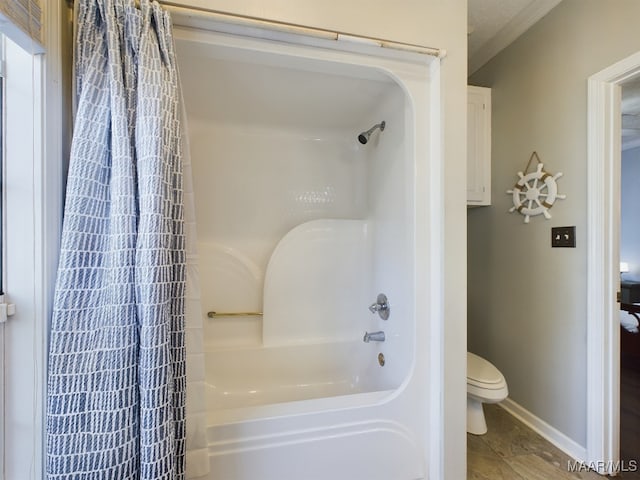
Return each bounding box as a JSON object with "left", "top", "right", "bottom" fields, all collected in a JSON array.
[{"left": 467, "top": 352, "right": 508, "bottom": 435}]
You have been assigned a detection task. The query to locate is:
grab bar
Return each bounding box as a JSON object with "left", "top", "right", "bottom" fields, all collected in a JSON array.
[{"left": 207, "top": 311, "right": 263, "bottom": 318}]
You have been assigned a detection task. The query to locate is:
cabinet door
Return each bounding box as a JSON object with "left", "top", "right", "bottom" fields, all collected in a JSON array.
[{"left": 467, "top": 86, "right": 491, "bottom": 205}]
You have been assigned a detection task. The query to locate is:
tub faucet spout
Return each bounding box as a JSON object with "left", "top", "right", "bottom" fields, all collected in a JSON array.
[{"left": 363, "top": 331, "right": 385, "bottom": 343}]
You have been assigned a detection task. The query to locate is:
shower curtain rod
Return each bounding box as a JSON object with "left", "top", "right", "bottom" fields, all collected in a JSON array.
[{"left": 66, "top": 0, "right": 446, "bottom": 58}]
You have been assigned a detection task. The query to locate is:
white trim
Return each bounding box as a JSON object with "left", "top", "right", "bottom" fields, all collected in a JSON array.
[
  {"left": 499, "top": 399, "right": 587, "bottom": 463},
  {"left": 427, "top": 57, "right": 446, "bottom": 480},
  {"left": 0, "top": 32, "right": 5, "bottom": 480},
  {"left": 0, "top": 2, "right": 67, "bottom": 477},
  {"left": 3, "top": 35, "right": 44, "bottom": 480},
  {"left": 166, "top": 3, "right": 445, "bottom": 59},
  {"left": 586, "top": 50, "right": 640, "bottom": 476},
  {"left": 38, "top": 1, "right": 68, "bottom": 476},
  {"left": 468, "top": 0, "right": 562, "bottom": 74}
]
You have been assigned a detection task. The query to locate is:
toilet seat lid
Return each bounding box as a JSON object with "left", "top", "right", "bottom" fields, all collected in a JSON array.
[{"left": 467, "top": 352, "right": 504, "bottom": 388}]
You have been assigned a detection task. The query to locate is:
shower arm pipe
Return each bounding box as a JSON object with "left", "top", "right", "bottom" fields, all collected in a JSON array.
[
  {"left": 207, "top": 311, "right": 263, "bottom": 318},
  {"left": 65, "top": 0, "right": 445, "bottom": 59}
]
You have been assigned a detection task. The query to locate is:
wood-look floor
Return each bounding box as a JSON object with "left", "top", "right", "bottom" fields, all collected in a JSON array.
[
  {"left": 468, "top": 339, "right": 640, "bottom": 479},
  {"left": 467, "top": 404, "right": 602, "bottom": 480}
]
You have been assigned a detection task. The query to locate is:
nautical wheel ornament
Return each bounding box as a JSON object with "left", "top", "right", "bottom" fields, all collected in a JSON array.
[{"left": 506, "top": 152, "right": 566, "bottom": 224}]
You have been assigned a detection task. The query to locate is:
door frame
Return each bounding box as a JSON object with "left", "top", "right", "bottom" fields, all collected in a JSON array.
[{"left": 587, "top": 51, "right": 640, "bottom": 475}]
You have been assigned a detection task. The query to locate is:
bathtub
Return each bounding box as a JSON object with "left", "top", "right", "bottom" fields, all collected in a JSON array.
[
  {"left": 206, "top": 340, "right": 392, "bottom": 425},
  {"left": 174, "top": 15, "right": 439, "bottom": 480}
]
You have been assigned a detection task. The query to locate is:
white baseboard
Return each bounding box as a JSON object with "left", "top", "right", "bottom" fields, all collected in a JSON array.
[{"left": 499, "top": 398, "right": 587, "bottom": 463}]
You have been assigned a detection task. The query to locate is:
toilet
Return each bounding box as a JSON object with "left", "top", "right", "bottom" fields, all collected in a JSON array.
[{"left": 467, "top": 352, "right": 509, "bottom": 435}]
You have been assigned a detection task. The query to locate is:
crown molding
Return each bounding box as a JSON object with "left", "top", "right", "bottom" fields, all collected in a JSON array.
[{"left": 468, "top": 0, "right": 563, "bottom": 75}]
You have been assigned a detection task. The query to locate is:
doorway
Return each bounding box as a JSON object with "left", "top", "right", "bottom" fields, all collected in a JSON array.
[
  {"left": 619, "top": 81, "right": 640, "bottom": 474},
  {"left": 587, "top": 50, "right": 640, "bottom": 475}
]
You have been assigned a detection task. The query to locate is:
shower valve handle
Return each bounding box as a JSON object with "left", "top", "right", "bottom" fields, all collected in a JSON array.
[{"left": 368, "top": 293, "right": 390, "bottom": 320}]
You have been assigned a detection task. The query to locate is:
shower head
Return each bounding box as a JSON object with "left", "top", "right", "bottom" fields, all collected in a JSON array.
[{"left": 358, "top": 121, "right": 386, "bottom": 145}]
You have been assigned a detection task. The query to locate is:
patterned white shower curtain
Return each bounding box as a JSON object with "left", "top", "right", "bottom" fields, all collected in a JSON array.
[
  {"left": 46, "top": 0, "right": 205, "bottom": 478},
  {"left": 180, "top": 89, "right": 210, "bottom": 479}
]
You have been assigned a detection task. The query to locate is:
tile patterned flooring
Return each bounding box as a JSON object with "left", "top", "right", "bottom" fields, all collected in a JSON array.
[{"left": 467, "top": 404, "right": 603, "bottom": 480}]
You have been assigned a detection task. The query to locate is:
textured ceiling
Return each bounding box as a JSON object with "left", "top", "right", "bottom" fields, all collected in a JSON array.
[
  {"left": 468, "top": 0, "right": 533, "bottom": 57},
  {"left": 468, "top": 0, "right": 638, "bottom": 150},
  {"left": 468, "top": 0, "right": 563, "bottom": 74}
]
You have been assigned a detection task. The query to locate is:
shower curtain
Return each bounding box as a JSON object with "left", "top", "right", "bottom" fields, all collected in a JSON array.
[{"left": 47, "top": 0, "right": 207, "bottom": 478}]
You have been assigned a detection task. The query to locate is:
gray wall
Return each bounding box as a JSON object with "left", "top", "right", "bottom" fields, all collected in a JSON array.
[
  {"left": 468, "top": 0, "right": 640, "bottom": 446},
  {"left": 622, "top": 147, "right": 640, "bottom": 282}
]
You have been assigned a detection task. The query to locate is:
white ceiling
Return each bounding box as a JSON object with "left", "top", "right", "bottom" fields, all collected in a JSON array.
[
  {"left": 468, "top": 0, "right": 639, "bottom": 150},
  {"left": 468, "top": 0, "right": 563, "bottom": 74}
]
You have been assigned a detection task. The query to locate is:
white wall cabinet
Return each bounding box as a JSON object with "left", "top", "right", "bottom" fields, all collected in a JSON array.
[{"left": 467, "top": 85, "right": 491, "bottom": 206}]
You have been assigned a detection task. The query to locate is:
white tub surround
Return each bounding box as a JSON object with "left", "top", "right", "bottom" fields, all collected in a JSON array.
[
  {"left": 176, "top": 21, "right": 441, "bottom": 480},
  {"left": 263, "top": 219, "right": 371, "bottom": 346}
]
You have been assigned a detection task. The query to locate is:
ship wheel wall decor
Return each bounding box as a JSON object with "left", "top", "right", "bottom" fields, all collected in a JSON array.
[{"left": 506, "top": 152, "right": 566, "bottom": 224}]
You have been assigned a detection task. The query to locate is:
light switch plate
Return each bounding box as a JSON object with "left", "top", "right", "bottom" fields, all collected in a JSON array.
[{"left": 551, "top": 226, "right": 576, "bottom": 248}]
